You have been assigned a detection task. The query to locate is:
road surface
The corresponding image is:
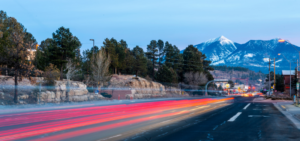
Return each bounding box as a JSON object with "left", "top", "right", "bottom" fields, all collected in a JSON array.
[{"left": 0, "top": 96, "right": 299, "bottom": 141}]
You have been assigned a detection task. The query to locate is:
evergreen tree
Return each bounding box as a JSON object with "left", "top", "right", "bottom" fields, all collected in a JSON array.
[
  {"left": 103, "top": 38, "right": 118, "bottom": 74},
  {"left": 132, "top": 46, "right": 147, "bottom": 77},
  {"left": 146, "top": 40, "right": 158, "bottom": 79},
  {"left": 82, "top": 46, "right": 99, "bottom": 77},
  {"left": 33, "top": 38, "right": 53, "bottom": 71},
  {"left": 122, "top": 49, "right": 135, "bottom": 75},
  {"left": 228, "top": 80, "right": 234, "bottom": 88},
  {"left": 182, "top": 45, "right": 203, "bottom": 73},
  {"left": 164, "top": 42, "right": 174, "bottom": 68},
  {"left": 49, "top": 27, "right": 81, "bottom": 80},
  {"left": 102, "top": 38, "right": 128, "bottom": 74},
  {"left": 157, "top": 39, "right": 164, "bottom": 66},
  {"left": 155, "top": 65, "right": 173, "bottom": 83},
  {"left": 146, "top": 59, "right": 153, "bottom": 77},
  {"left": 292, "top": 67, "right": 298, "bottom": 93},
  {"left": 275, "top": 74, "right": 285, "bottom": 92},
  {"left": 0, "top": 15, "right": 39, "bottom": 103}
]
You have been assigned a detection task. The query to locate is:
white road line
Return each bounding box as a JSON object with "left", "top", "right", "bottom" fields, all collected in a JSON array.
[
  {"left": 98, "top": 134, "right": 122, "bottom": 141},
  {"left": 161, "top": 120, "right": 172, "bottom": 123},
  {"left": 243, "top": 103, "right": 251, "bottom": 110},
  {"left": 248, "top": 115, "right": 270, "bottom": 117},
  {"left": 228, "top": 112, "right": 242, "bottom": 122}
]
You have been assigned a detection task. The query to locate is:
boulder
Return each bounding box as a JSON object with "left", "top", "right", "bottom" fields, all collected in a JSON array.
[
  {"left": 18, "top": 94, "right": 29, "bottom": 100},
  {"left": 107, "top": 75, "right": 182, "bottom": 99},
  {"left": 0, "top": 92, "right": 4, "bottom": 99}
]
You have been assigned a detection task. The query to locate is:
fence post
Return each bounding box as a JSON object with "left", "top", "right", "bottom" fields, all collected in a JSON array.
[{"left": 38, "top": 83, "right": 41, "bottom": 104}]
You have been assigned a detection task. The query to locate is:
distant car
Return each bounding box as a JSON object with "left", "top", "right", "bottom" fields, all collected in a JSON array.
[{"left": 266, "top": 91, "right": 273, "bottom": 95}]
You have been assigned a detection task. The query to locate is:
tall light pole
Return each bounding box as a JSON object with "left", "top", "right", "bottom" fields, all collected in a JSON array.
[
  {"left": 278, "top": 39, "right": 299, "bottom": 103},
  {"left": 279, "top": 39, "right": 300, "bottom": 69},
  {"left": 90, "top": 39, "right": 95, "bottom": 54},
  {"left": 278, "top": 53, "right": 292, "bottom": 97},
  {"left": 90, "top": 39, "right": 95, "bottom": 91},
  {"left": 264, "top": 57, "right": 272, "bottom": 96}
]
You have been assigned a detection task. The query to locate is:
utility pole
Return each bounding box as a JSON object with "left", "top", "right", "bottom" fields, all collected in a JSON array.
[
  {"left": 274, "top": 58, "right": 276, "bottom": 94},
  {"left": 269, "top": 58, "right": 271, "bottom": 96},
  {"left": 295, "top": 59, "right": 300, "bottom": 105}
]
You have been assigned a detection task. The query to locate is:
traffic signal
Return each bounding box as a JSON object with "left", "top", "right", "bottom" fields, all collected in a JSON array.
[{"left": 252, "top": 86, "right": 255, "bottom": 89}]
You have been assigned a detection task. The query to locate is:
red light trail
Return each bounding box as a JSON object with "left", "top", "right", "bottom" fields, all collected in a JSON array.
[{"left": 0, "top": 98, "right": 233, "bottom": 141}]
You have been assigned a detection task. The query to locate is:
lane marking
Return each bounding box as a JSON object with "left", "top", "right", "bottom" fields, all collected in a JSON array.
[
  {"left": 161, "top": 120, "right": 172, "bottom": 123},
  {"left": 228, "top": 112, "right": 242, "bottom": 122},
  {"left": 281, "top": 105, "right": 286, "bottom": 109},
  {"left": 213, "top": 125, "right": 218, "bottom": 130},
  {"left": 243, "top": 103, "right": 251, "bottom": 110},
  {"left": 98, "top": 134, "right": 122, "bottom": 141},
  {"left": 248, "top": 115, "right": 269, "bottom": 117}
]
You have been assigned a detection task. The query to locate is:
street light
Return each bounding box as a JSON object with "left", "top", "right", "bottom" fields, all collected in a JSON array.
[
  {"left": 90, "top": 39, "right": 95, "bottom": 90},
  {"left": 278, "top": 39, "right": 299, "bottom": 103},
  {"left": 90, "top": 39, "right": 95, "bottom": 54},
  {"left": 278, "top": 39, "right": 300, "bottom": 70},
  {"left": 278, "top": 53, "right": 292, "bottom": 97}
]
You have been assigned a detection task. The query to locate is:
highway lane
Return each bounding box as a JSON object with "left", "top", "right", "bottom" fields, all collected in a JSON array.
[
  {"left": 152, "top": 96, "right": 300, "bottom": 141},
  {"left": 0, "top": 97, "right": 234, "bottom": 141}
]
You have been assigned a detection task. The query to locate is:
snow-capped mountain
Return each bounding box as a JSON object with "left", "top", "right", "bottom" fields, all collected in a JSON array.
[
  {"left": 189, "top": 36, "right": 300, "bottom": 73},
  {"left": 194, "top": 36, "right": 237, "bottom": 63}
]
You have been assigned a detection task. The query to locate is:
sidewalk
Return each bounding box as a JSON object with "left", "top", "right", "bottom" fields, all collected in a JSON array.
[
  {"left": 252, "top": 97, "right": 300, "bottom": 129},
  {"left": 273, "top": 101, "right": 300, "bottom": 130}
]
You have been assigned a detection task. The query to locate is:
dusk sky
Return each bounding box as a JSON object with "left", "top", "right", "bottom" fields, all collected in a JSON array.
[{"left": 1, "top": 0, "right": 300, "bottom": 51}]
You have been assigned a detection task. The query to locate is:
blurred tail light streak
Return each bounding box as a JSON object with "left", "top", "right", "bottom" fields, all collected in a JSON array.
[{"left": 0, "top": 98, "right": 233, "bottom": 140}]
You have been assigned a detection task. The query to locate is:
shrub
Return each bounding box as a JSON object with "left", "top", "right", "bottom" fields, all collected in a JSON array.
[
  {"left": 100, "top": 92, "right": 112, "bottom": 98},
  {"left": 44, "top": 64, "right": 60, "bottom": 86}
]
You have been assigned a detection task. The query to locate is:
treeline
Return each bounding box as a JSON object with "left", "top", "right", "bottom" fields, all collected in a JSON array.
[
  {"left": 212, "top": 65, "right": 249, "bottom": 72},
  {"left": 78, "top": 38, "right": 215, "bottom": 84},
  {"left": 0, "top": 10, "right": 215, "bottom": 103}
]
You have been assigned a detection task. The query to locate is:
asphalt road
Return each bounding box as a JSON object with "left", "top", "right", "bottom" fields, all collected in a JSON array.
[
  {"left": 1, "top": 96, "right": 299, "bottom": 141},
  {"left": 153, "top": 96, "right": 300, "bottom": 141},
  {"left": 0, "top": 97, "right": 233, "bottom": 141}
]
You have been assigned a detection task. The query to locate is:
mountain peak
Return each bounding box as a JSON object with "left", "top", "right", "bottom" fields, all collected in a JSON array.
[{"left": 204, "top": 36, "right": 234, "bottom": 46}]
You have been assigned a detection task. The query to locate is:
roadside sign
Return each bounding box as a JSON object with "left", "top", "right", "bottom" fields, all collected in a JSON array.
[
  {"left": 226, "top": 84, "right": 230, "bottom": 88},
  {"left": 297, "top": 83, "right": 299, "bottom": 90},
  {"left": 95, "top": 90, "right": 99, "bottom": 94}
]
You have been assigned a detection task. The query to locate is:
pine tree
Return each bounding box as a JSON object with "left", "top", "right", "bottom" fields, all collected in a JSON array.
[
  {"left": 33, "top": 38, "right": 53, "bottom": 71},
  {"left": 146, "top": 40, "right": 159, "bottom": 79},
  {"left": 155, "top": 65, "right": 173, "bottom": 83},
  {"left": 157, "top": 39, "right": 164, "bottom": 66},
  {"left": 50, "top": 27, "right": 81, "bottom": 80},
  {"left": 164, "top": 42, "right": 174, "bottom": 68},
  {"left": 132, "top": 46, "right": 147, "bottom": 77},
  {"left": 182, "top": 45, "right": 203, "bottom": 73},
  {"left": 292, "top": 67, "right": 298, "bottom": 93},
  {"left": 103, "top": 38, "right": 118, "bottom": 74},
  {"left": 0, "top": 16, "right": 40, "bottom": 103}
]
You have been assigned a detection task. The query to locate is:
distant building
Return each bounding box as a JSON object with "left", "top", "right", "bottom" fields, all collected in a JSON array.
[
  {"left": 282, "top": 70, "right": 295, "bottom": 93},
  {"left": 27, "top": 49, "right": 36, "bottom": 61}
]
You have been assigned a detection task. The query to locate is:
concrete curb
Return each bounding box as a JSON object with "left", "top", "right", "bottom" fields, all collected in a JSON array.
[{"left": 273, "top": 103, "right": 300, "bottom": 130}]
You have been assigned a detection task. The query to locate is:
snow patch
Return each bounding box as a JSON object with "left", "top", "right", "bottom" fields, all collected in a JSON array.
[
  {"left": 211, "top": 60, "right": 225, "bottom": 65},
  {"left": 244, "top": 53, "right": 255, "bottom": 58}
]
